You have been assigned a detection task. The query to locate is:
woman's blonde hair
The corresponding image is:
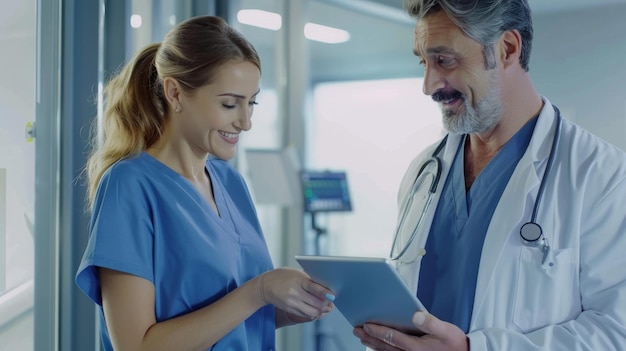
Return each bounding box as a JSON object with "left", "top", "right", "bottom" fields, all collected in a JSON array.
[{"left": 85, "top": 16, "right": 260, "bottom": 208}]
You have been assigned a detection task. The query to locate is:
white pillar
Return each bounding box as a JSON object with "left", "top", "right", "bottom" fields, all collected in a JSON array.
[{"left": 0, "top": 168, "right": 6, "bottom": 293}]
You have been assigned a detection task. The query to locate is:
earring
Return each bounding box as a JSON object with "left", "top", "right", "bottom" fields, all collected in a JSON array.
[{"left": 175, "top": 105, "right": 182, "bottom": 113}]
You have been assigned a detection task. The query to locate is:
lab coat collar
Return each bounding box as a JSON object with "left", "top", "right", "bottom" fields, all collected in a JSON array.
[{"left": 529, "top": 97, "right": 560, "bottom": 172}]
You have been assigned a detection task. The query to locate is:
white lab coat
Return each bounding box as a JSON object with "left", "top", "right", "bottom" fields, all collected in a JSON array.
[{"left": 386, "top": 98, "right": 626, "bottom": 350}]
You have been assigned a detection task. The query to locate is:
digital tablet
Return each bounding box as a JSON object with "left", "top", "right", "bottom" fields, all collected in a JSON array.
[{"left": 295, "top": 255, "right": 427, "bottom": 335}]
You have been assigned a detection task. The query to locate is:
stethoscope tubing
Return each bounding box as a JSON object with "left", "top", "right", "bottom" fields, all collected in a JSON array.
[
  {"left": 389, "top": 136, "right": 446, "bottom": 261},
  {"left": 390, "top": 171, "right": 436, "bottom": 260},
  {"left": 528, "top": 106, "right": 562, "bottom": 228},
  {"left": 390, "top": 106, "right": 562, "bottom": 263}
]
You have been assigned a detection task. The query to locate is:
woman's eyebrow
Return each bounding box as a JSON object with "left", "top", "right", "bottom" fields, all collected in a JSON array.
[{"left": 217, "top": 89, "right": 261, "bottom": 99}]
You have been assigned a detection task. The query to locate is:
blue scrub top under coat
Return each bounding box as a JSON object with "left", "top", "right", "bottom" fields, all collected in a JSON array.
[
  {"left": 76, "top": 153, "right": 276, "bottom": 351},
  {"left": 417, "top": 117, "right": 538, "bottom": 333}
]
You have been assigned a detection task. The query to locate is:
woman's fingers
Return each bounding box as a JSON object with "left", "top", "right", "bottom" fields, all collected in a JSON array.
[{"left": 261, "top": 268, "right": 334, "bottom": 320}]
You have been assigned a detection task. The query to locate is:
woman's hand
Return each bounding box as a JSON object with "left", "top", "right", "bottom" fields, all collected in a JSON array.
[{"left": 257, "top": 267, "right": 334, "bottom": 321}]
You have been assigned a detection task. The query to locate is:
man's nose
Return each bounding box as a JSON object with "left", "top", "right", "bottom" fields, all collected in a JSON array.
[{"left": 422, "top": 66, "right": 446, "bottom": 96}]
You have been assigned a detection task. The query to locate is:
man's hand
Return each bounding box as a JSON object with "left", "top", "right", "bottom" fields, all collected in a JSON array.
[{"left": 352, "top": 311, "right": 469, "bottom": 351}]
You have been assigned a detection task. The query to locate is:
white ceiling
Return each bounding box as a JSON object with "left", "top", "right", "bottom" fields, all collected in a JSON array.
[{"left": 238, "top": 0, "right": 626, "bottom": 83}]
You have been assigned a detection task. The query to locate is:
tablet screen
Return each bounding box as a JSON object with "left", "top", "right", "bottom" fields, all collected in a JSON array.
[{"left": 295, "top": 255, "right": 427, "bottom": 335}]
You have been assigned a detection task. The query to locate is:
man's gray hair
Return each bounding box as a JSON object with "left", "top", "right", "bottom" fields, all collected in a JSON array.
[{"left": 405, "top": 0, "right": 533, "bottom": 71}]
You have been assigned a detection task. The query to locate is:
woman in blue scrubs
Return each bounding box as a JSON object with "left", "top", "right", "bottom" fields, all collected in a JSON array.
[{"left": 75, "top": 16, "right": 334, "bottom": 351}]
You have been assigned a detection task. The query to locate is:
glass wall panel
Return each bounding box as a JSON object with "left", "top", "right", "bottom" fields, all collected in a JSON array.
[
  {"left": 310, "top": 78, "right": 443, "bottom": 257},
  {"left": 234, "top": 0, "right": 286, "bottom": 267},
  {"left": 130, "top": 0, "right": 155, "bottom": 52},
  {"left": 128, "top": 0, "right": 189, "bottom": 54},
  {"left": 0, "top": 0, "right": 37, "bottom": 349}
]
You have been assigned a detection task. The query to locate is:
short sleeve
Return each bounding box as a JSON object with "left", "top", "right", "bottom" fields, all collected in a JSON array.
[{"left": 75, "top": 163, "right": 155, "bottom": 305}]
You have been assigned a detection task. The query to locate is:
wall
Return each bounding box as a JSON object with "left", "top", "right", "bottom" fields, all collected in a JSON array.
[
  {"left": 0, "top": 0, "right": 36, "bottom": 348},
  {"left": 531, "top": 4, "right": 626, "bottom": 151}
]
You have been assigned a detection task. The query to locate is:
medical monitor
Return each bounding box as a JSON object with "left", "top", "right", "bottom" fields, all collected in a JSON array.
[{"left": 300, "top": 170, "right": 352, "bottom": 213}]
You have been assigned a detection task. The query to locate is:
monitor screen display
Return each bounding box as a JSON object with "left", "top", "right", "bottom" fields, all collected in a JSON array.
[{"left": 301, "top": 171, "right": 352, "bottom": 213}]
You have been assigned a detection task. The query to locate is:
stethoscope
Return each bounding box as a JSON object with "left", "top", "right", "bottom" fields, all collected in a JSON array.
[{"left": 390, "top": 106, "right": 562, "bottom": 265}]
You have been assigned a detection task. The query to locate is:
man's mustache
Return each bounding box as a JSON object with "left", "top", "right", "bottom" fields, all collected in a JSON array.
[{"left": 432, "top": 89, "right": 463, "bottom": 103}]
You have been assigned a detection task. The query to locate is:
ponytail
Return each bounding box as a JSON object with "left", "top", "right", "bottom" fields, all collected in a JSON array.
[{"left": 85, "top": 43, "right": 167, "bottom": 207}]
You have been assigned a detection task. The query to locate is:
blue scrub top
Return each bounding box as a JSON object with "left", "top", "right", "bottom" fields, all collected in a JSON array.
[
  {"left": 76, "top": 153, "right": 276, "bottom": 351},
  {"left": 417, "top": 117, "right": 538, "bottom": 333}
]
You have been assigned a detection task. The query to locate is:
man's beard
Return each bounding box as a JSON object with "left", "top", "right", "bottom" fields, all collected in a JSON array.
[{"left": 434, "top": 73, "right": 503, "bottom": 135}]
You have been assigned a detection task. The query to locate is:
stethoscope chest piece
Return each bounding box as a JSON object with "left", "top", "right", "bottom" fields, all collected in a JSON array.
[
  {"left": 520, "top": 221, "right": 552, "bottom": 266},
  {"left": 520, "top": 221, "right": 542, "bottom": 243}
]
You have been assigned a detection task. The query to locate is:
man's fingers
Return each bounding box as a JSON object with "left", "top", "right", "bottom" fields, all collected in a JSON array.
[
  {"left": 383, "top": 329, "right": 395, "bottom": 346},
  {"left": 412, "top": 311, "right": 469, "bottom": 349},
  {"left": 359, "top": 324, "right": 409, "bottom": 350},
  {"left": 412, "top": 311, "right": 443, "bottom": 336},
  {"left": 354, "top": 314, "right": 468, "bottom": 351}
]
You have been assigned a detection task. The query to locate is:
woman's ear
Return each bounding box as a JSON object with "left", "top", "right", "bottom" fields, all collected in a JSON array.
[
  {"left": 500, "top": 29, "right": 522, "bottom": 69},
  {"left": 163, "top": 77, "right": 182, "bottom": 112}
]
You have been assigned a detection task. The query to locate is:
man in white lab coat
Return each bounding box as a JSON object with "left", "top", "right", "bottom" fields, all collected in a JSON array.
[{"left": 353, "top": 0, "right": 626, "bottom": 350}]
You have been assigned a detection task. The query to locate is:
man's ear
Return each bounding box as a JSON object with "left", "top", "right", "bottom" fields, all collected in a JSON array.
[
  {"left": 163, "top": 77, "right": 181, "bottom": 109},
  {"left": 500, "top": 29, "right": 522, "bottom": 69}
]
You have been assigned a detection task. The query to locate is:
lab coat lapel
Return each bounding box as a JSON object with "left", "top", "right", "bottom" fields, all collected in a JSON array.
[{"left": 470, "top": 99, "right": 558, "bottom": 326}]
